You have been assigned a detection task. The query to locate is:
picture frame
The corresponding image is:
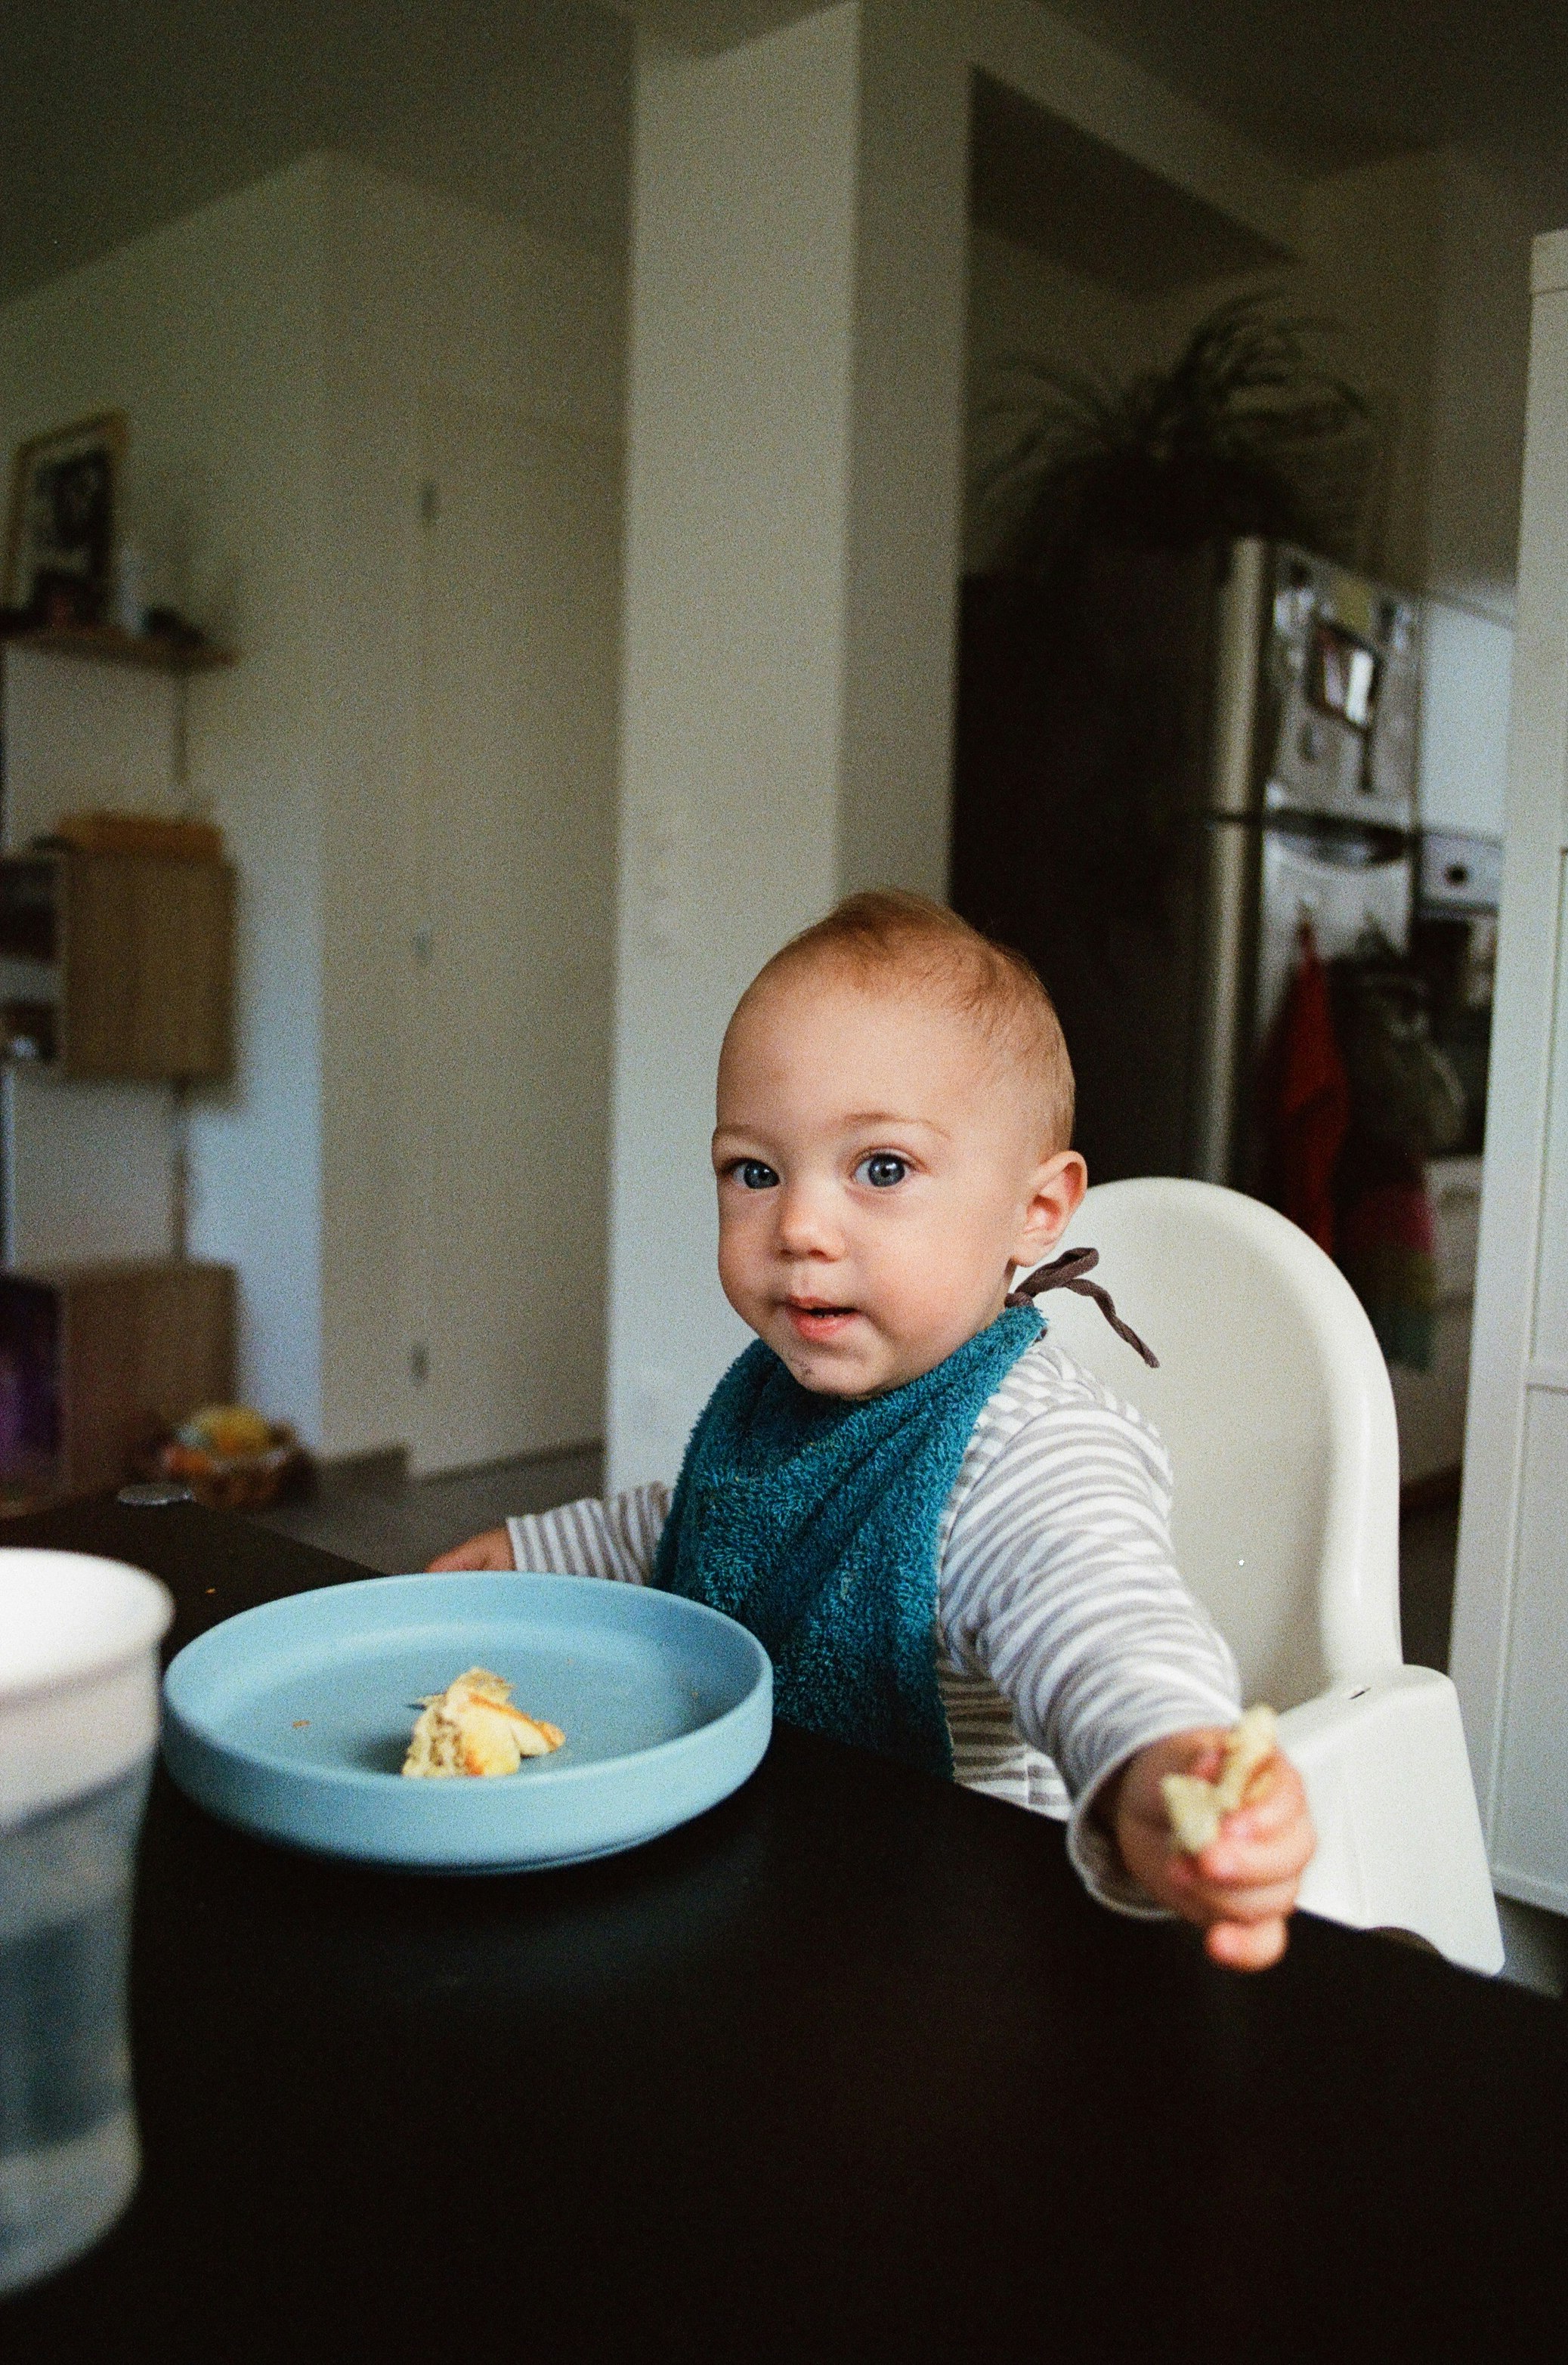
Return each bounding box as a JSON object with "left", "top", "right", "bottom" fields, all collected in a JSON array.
[{"left": 3, "top": 411, "right": 127, "bottom": 628}]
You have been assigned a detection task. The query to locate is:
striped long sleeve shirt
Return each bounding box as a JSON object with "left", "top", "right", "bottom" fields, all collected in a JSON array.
[{"left": 508, "top": 1331, "right": 1241, "bottom": 1913}]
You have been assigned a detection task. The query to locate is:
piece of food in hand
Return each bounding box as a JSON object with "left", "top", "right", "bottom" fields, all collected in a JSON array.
[
  {"left": 1160, "top": 1704, "right": 1279, "bottom": 1855},
  {"left": 401, "top": 1667, "right": 564, "bottom": 1779}
]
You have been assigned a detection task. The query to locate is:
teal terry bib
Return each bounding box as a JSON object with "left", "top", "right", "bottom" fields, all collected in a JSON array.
[{"left": 652, "top": 1303, "right": 1044, "bottom": 1778}]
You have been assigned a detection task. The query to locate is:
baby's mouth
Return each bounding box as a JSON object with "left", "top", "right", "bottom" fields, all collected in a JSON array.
[{"left": 782, "top": 1297, "right": 859, "bottom": 1340}]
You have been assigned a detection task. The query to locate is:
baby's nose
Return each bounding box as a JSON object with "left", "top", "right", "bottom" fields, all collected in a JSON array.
[{"left": 775, "top": 1178, "right": 843, "bottom": 1255}]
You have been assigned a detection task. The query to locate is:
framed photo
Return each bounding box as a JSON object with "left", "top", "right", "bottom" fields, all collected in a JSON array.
[{"left": 3, "top": 412, "right": 127, "bottom": 628}]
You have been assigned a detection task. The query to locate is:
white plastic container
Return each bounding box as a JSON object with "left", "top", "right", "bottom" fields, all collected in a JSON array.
[{"left": 0, "top": 1550, "right": 172, "bottom": 2295}]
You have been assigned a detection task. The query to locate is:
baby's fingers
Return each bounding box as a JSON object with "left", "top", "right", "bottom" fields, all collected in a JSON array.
[
  {"left": 1228, "top": 1754, "right": 1311, "bottom": 1839},
  {"left": 1205, "top": 1915, "right": 1289, "bottom": 1971},
  {"left": 1177, "top": 1872, "right": 1304, "bottom": 1924},
  {"left": 427, "top": 1526, "right": 514, "bottom": 1572},
  {"left": 1202, "top": 1826, "right": 1315, "bottom": 1892},
  {"left": 1164, "top": 1839, "right": 1301, "bottom": 1915},
  {"left": 1208, "top": 1789, "right": 1315, "bottom": 1883}
]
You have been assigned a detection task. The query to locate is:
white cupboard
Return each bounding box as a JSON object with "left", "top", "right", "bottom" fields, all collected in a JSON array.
[
  {"left": 1451, "top": 228, "right": 1568, "bottom": 1913},
  {"left": 1390, "top": 1154, "right": 1484, "bottom": 1487},
  {"left": 1419, "top": 600, "right": 1513, "bottom": 839}
]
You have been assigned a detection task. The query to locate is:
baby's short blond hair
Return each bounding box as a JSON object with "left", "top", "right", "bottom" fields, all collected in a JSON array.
[{"left": 741, "top": 890, "right": 1075, "bottom": 1155}]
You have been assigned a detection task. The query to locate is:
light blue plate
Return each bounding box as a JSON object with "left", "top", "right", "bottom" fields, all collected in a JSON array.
[{"left": 161, "top": 1572, "right": 772, "bottom": 1872}]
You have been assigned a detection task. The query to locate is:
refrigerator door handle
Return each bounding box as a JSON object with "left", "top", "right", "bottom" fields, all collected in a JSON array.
[{"left": 1188, "top": 815, "right": 1257, "bottom": 1184}]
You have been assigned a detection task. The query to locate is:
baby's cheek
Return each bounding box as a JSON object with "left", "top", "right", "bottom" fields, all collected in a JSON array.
[
  {"left": 863, "top": 1263, "right": 925, "bottom": 1339},
  {"left": 878, "top": 1283, "right": 978, "bottom": 1374},
  {"left": 716, "top": 1241, "right": 763, "bottom": 1322},
  {"left": 896, "top": 1237, "right": 997, "bottom": 1330}
]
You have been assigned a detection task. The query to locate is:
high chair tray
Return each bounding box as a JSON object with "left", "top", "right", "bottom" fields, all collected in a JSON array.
[{"left": 162, "top": 1570, "right": 772, "bottom": 1871}]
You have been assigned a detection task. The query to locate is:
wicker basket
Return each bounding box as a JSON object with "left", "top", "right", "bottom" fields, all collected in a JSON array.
[{"left": 156, "top": 1423, "right": 305, "bottom": 1511}]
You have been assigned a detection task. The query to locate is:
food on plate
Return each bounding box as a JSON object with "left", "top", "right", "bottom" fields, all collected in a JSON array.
[
  {"left": 401, "top": 1667, "right": 564, "bottom": 1779},
  {"left": 1160, "top": 1704, "right": 1279, "bottom": 1855}
]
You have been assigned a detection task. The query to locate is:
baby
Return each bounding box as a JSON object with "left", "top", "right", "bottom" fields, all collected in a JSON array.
[{"left": 435, "top": 891, "right": 1314, "bottom": 1968}]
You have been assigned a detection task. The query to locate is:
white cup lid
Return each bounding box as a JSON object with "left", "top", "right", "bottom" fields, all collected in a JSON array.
[{"left": 0, "top": 1550, "right": 174, "bottom": 1702}]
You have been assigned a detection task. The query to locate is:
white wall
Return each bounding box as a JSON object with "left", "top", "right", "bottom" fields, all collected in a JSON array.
[
  {"left": 1278, "top": 148, "right": 1536, "bottom": 616},
  {"left": 0, "top": 153, "right": 623, "bottom": 1456},
  {"left": 608, "top": 8, "right": 865, "bottom": 1489},
  {"left": 0, "top": 161, "right": 329, "bottom": 1433},
  {"left": 1422, "top": 157, "right": 1540, "bottom": 623},
  {"left": 1285, "top": 151, "right": 1447, "bottom": 595},
  {"left": 605, "top": 1, "right": 972, "bottom": 1489},
  {"left": 313, "top": 156, "right": 623, "bottom": 1457},
  {"left": 837, "top": 0, "right": 970, "bottom": 898}
]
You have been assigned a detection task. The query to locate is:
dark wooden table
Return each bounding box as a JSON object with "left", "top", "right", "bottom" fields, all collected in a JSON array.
[{"left": 3, "top": 1496, "right": 1566, "bottom": 2360}]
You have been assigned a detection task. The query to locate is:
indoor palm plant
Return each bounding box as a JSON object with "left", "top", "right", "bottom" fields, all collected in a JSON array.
[{"left": 978, "top": 292, "right": 1378, "bottom": 579}]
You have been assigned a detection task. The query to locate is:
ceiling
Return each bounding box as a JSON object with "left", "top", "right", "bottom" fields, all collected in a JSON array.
[
  {"left": 2, "top": 2, "right": 1566, "bottom": 311},
  {"left": 0, "top": 0, "right": 632, "bottom": 309},
  {"left": 1042, "top": 0, "right": 1568, "bottom": 186},
  {"left": 970, "top": 73, "right": 1289, "bottom": 298}
]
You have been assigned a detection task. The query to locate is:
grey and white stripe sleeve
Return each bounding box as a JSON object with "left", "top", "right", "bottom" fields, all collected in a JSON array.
[
  {"left": 938, "top": 1387, "right": 1241, "bottom": 1911},
  {"left": 506, "top": 1483, "right": 670, "bottom": 1586}
]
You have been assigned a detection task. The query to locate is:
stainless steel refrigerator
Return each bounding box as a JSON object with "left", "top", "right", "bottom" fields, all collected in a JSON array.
[{"left": 951, "top": 537, "right": 1421, "bottom": 1188}]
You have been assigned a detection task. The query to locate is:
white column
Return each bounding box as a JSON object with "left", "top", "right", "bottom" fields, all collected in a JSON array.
[
  {"left": 605, "top": 1, "right": 970, "bottom": 1487},
  {"left": 837, "top": 1, "right": 970, "bottom": 893},
  {"left": 1451, "top": 227, "right": 1568, "bottom": 1907}
]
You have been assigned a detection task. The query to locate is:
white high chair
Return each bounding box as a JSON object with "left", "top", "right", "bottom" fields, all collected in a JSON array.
[{"left": 1043, "top": 1176, "right": 1503, "bottom": 1975}]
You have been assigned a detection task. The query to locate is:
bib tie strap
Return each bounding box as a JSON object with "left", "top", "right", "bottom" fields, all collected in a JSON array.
[{"left": 1006, "top": 1247, "right": 1160, "bottom": 1369}]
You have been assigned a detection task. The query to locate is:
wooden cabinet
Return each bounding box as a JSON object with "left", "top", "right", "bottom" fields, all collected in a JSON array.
[
  {"left": 0, "top": 1257, "right": 235, "bottom": 1498},
  {"left": 0, "top": 847, "right": 233, "bottom": 1080}
]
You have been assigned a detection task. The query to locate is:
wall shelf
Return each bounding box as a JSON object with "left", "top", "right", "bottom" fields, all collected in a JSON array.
[
  {"left": 2, "top": 624, "right": 235, "bottom": 673},
  {"left": 0, "top": 625, "right": 240, "bottom": 1474}
]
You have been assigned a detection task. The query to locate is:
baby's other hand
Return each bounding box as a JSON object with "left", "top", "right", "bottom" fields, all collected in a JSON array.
[
  {"left": 1111, "top": 1729, "right": 1315, "bottom": 1971},
  {"left": 427, "top": 1525, "right": 515, "bottom": 1572}
]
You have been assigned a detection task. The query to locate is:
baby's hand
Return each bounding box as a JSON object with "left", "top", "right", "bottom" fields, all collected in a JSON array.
[
  {"left": 1111, "top": 1729, "right": 1315, "bottom": 1971},
  {"left": 427, "top": 1525, "right": 515, "bottom": 1573}
]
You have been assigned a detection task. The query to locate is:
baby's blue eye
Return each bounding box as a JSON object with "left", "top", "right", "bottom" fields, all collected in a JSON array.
[
  {"left": 738, "top": 1160, "right": 779, "bottom": 1190},
  {"left": 858, "top": 1153, "right": 908, "bottom": 1189}
]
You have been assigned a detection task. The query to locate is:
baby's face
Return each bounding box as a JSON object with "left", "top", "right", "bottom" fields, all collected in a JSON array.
[{"left": 713, "top": 972, "right": 1084, "bottom": 1397}]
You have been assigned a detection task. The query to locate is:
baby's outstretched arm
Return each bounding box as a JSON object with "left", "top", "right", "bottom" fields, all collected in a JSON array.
[
  {"left": 1107, "top": 1730, "right": 1315, "bottom": 1971},
  {"left": 428, "top": 1485, "right": 670, "bottom": 1580},
  {"left": 428, "top": 1526, "right": 515, "bottom": 1572}
]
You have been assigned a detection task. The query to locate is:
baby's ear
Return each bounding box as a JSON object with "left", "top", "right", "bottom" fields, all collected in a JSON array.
[{"left": 1019, "top": 1149, "right": 1087, "bottom": 1256}]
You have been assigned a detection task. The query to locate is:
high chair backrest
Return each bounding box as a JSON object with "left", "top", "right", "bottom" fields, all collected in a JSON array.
[{"left": 1042, "top": 1178, "right": 1403, "bottom": 1708}]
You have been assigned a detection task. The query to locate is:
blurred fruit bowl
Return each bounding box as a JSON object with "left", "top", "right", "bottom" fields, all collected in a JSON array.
[{"left": 150, "top": 1410, "right": 308, "bottom": 1510}]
